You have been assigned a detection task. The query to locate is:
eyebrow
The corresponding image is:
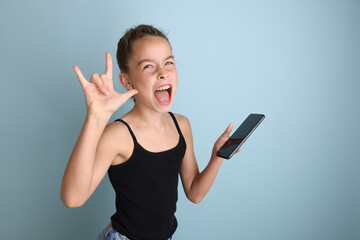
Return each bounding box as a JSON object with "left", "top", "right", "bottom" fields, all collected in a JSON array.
[{"left": 137, "top": 55, "right": 175, "bottom": 67}]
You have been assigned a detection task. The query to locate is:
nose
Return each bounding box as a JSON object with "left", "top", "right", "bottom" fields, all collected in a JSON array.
[{"left": 157, "top": 67, "right": 169, "bottom": 80}]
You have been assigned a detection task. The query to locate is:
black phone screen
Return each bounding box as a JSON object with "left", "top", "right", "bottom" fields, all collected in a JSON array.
[{"left": 216, "top": 113, "right": 265, "bottom": 159}]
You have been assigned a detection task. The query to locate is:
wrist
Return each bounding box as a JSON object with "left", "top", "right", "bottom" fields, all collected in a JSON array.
[
  {"left": 210, "top": 153, "right": 225, "bottom": 164},
  {"left": 85, "top": 111, "right": 112, "bottom": 123}
]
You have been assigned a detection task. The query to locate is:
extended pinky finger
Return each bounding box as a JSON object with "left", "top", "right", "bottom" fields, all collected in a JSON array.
[{"left": 73, "top": 65, "right": 88, "bottom": 88}]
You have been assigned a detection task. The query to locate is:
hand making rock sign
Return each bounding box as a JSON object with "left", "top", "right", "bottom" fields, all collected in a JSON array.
[{"left": 73, "top": 52, "right": 138, "bottom": 116}]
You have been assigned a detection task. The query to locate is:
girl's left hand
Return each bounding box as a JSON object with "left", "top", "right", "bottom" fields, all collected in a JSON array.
[{"left": 211, "top": 123, "right": 241, "bottom": 159}]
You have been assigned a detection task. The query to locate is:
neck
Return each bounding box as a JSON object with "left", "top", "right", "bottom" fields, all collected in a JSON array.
[{"left": 129, "top": 103, "right": 169, "bottom": 127}]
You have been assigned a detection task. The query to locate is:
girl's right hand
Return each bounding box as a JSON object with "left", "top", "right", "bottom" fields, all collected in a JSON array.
[{"left": 73, "top": 53, "right": 138, "bottom": 116}]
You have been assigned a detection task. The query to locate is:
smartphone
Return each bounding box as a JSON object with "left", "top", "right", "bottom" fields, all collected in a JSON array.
[{"left": 216, "top": 113, "right": 265, "bottom": 159}]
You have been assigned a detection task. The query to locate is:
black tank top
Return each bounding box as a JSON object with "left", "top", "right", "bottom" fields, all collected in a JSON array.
[{"left": 108, "top": 112, "right": 186, "bottom": 240}]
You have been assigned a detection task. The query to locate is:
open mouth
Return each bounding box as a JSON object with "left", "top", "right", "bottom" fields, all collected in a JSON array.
[{"left": 154, "top": 84, "right": 172, "bottom": 105}]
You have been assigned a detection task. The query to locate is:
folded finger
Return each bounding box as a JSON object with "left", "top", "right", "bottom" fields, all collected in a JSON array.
[
  {"left": 100, "top": 74, "right": 110, "bottom": 94},
  {"left": 100, "top": 73, "right": 110, "bottom": 88},
  {"left": 91, "top": 73, "right": 108, "bottom": 95}
]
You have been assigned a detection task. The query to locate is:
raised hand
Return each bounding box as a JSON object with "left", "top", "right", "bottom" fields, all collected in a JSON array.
[{"left": 73, "top": 53, "right": 138, "bottom": 116}]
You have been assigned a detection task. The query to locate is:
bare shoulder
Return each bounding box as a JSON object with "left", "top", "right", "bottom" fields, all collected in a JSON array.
[
  {"left": 98, "top": 119, "right": 133, "bottom": 159},
  {"left": 172, "top": 113, "right": 192, "bottom": 132},
  {"left": 102, "top": 120, "right": 130, "bottom": 141}
]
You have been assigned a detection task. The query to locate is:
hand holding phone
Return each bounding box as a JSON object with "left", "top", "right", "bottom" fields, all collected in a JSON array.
[{"left": 216, "top": 113, "right": 265, "bottom": 159}]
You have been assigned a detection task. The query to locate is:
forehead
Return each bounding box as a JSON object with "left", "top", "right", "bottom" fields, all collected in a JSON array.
[{"left": 130, "top": 36, "right": 173, "bottom": 61}]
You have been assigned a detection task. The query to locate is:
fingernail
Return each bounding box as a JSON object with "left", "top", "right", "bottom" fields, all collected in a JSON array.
[{"left": 102, "top": 88, "right": 109, "bottom": 95}]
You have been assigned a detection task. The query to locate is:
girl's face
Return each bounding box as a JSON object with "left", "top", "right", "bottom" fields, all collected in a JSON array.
[{"left": 126, "top": 36, "right": 178, "bottom": 113}]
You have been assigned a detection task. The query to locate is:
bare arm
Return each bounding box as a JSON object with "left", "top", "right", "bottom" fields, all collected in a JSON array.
[
  {"left": 60, "top": 53, "right": 137, "bottom": 208},
  {"left": 61, "top": 113, "right": 110, "bottom": 208},
  {"left": 179, "top": 115, "right": 240, "bottom": 204}
]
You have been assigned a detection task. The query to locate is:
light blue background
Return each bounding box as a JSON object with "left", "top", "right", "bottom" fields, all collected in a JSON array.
[{"left": 1, "top": 0, "right": 359, "bottom": 239}]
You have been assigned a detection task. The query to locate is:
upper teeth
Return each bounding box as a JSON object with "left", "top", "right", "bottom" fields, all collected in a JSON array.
[{"left": 156, "top": 85, "right": 170, "bottom": 91}]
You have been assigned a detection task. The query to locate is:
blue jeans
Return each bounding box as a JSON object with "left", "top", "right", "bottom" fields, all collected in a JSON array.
[
  {"left": 97, "top": 225, "right": 129, "bottom": 240},
  {"left": 97, "top": 224, "right": 176, "bottom": 240}
]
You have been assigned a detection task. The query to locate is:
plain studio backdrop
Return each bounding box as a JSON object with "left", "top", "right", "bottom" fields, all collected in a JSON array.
[{"left": 1, "top": 0, "right": 359, "bottom": 239}]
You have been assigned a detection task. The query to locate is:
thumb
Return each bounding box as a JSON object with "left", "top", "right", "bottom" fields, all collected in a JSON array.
[
  {"left": 222, "top": 123, "right": 233, "bottom": 137},
  {"left": 123, "top": 89, "right": 138, "bottom": 99},
  {"left": 213, "top": 123, "right": 234, "bottom": 153}
]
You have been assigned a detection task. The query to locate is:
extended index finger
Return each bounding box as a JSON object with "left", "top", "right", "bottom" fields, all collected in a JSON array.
[{"left": 105, "top": 52, "right": 113, "bottom": 79}]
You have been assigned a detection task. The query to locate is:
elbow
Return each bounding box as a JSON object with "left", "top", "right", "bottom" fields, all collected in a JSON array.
[
  {"left": 190, "top": 199, "right": 202, "bottom": 204},
  {"left": 62, "top": 200, "right": 84, "bottom": 209},
  {"left": 60, "top": 192, "right": 85, "bottom": 208},
  {"left": 187, "top": 194, "right": 204, "bottom": 204},
  {"left": 61, "top": 198, "right": 84, "bottom": 208}
]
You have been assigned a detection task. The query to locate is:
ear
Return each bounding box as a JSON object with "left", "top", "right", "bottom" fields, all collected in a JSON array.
[{"left": 119, "top": 73, "right": 132, "bottom": 90}]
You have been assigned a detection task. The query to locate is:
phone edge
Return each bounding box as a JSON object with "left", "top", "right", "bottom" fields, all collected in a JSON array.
[{"left": 217, "top": 114, "right": 265, "bottom": 160}]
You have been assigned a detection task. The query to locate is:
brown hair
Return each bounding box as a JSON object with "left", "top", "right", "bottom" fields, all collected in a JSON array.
[{"left": 116, "top": 24, "right": 171, "bottom": 73}]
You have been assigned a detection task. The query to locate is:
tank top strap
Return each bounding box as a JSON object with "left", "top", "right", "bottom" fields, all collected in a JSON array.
[
  {"left": 114, "top": 118, "right": 138, "bottom": 143},
  {"left": 168, "top": 112, "right": 182, "bottom": 135}
]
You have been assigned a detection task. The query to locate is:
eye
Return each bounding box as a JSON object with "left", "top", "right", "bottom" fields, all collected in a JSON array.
[
  {"left": 143, "top": 64, "right": 153, "bottom": 69},
  {"left": 165, "top": 61, "right": 174, "bottom": 66}
]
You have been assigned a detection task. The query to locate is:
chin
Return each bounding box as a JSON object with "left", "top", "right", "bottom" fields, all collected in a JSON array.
[{"left": 153, "top": 99, "right": 174, "bottom": 113}]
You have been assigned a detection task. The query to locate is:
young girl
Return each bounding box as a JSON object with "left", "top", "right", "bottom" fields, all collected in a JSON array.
[{"left": 61, "top": 24, "right": 239, "bottom": 240}]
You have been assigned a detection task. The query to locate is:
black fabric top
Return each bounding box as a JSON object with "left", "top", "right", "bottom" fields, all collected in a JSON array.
[{"left": 108, "top": 112, "right": 186, "bottom": 240}]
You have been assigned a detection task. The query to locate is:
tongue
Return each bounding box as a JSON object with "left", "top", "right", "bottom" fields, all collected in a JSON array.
[{"left": 154, "top": 90, "right": 170, "bottom": 103}]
